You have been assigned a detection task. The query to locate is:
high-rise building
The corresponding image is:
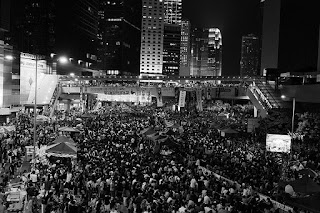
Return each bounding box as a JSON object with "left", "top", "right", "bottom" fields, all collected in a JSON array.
[
  {"left": 180, "top": 19, "right": 191, "bottom": 76},
  {"left": 240, "top": 34, "right": 260, "bottom": 76},
  {"left": 190, "top": 28, "right": 222, "bottom": 77},
  {"left": 140, "top": 0, "right": 164, "bottom": 76},
  {"left": 162, "top": 0, "right": 182, "bottom": 76},
  {"left": 208, "top": 28, "right": 222, "bottom": 77},
  {"left": 0, "top": 0, "right": 10, "bottom": 40},
  {"left": 163, "top": 24, "right": 181, "bottom": 76},
  {"left": 261, "top": 0, "right": 320, "bottom": 74},
  {"left": 8, "top": 0, "right": 98, "bottom": 72},
  {"left": 98, "top": 0, "right": 141, "bottom": 76},
  {"left": 164, "top": 0, "right": 182, "bottom": 25},
  {"left": 55, "top": 0, "right": 99, "bottom": 68},
  {"left": 8, "top": 0, "right": 55, "bottom": 56}
]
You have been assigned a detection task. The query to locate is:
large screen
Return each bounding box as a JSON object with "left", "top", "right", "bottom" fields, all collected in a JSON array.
[{"left": 266, "top": 134, "right": 291, "bottom": 153}]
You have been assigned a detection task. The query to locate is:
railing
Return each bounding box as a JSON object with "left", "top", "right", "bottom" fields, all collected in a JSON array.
[
  {"left": 49, "top": 86, "right": 62, "bottom": 117},
  {"left": 255, "top": 79, "right": 282, "bottom": 108},
  {"left": 249, "top": 86, "right": 272, "bottom": 110}
]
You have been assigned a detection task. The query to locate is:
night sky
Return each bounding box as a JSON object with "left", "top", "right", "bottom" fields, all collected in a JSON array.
[{"left": 183, "top": 0, "right": 263, "bottom": 76}]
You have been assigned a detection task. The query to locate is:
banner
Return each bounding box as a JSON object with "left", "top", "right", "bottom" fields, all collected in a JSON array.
[
  {"left": 196, "top": 89, "right": 203, "bottom": 111},
  {"left": 157, "top": 87, "right": 163, "bottom": 107},
  {"left": 178, "top": 90, "right": 186, "bottom": 107}
]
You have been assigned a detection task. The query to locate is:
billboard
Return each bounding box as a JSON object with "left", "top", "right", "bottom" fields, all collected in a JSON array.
[
  {"left": 20, "top": 53, "right": 48, "bottom": 104},
  {"left": 266, "top": 134, "right": 291, "bottom": 153}
]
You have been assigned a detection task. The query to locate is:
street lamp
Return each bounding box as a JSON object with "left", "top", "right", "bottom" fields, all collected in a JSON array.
[
  {"left": 281, "top": 95, "right": 296, "bottom": 133},
  {"left": 58, "top": 56, "right": 69, "bottom": 64}
]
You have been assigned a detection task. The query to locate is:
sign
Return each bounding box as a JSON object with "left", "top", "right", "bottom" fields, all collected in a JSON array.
[
  {"left": 196, "top": 89, "right": 203, "bottom": 111},
  {"left": 247, "top": 118, "right": 260, "bottom": 133},
  {"left": 287, "top": 131, "right": 305, "bottom": 140},
  {"left": 178, "top": 90, "right": 186, "bottom": 107},
  {"left": 20, "top": 53, "right": 48, "bottom": 104},
  {"left": 266, "top": 134, "right": 291, "bottom": 153}
]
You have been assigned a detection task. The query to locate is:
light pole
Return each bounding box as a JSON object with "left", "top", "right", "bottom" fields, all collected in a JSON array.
[
  {"left": 33, "top": 55, "right": 38, "bottom": 168},
  {"left": 281, "top": 95, "right": 296, "bottom": 133},
  {"left": 291, "top": 97, "right": 296, "bottom": 133}
]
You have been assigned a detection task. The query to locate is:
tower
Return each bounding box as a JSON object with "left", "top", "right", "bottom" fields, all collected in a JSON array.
[
  {"left": 140, "top": 0, "right": 164, "bottom": 76},
  {"left": 240, "top": 34, "right": 260, "bottom": 76}
]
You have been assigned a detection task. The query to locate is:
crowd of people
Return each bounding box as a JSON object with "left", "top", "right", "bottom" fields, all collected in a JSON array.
[{"left": 0, "top": 100, "right": 319, "bottom": 213}]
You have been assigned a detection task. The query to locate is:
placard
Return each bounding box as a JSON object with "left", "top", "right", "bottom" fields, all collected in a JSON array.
[{"left": 266, "top": 134, "right": 291, "bottom": 153}]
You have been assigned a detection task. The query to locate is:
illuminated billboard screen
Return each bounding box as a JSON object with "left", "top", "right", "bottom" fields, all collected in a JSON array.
[{"left": 266, "top": 134, "right": 291, "bottom": 153}]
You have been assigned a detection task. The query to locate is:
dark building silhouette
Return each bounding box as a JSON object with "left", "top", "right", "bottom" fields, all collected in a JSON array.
[
  {"left": 0, "top": 0, "right": 10, "bottom": 40},
  {"left": 240, "top": 34, "right": 260, "bottom": 76},
  {"left": 261, "top": 0, "right": 320, "bottom": 74},
  {"left": 98, "top": 0, "right": 141, "bottom": 76},
  {"left": 163, "top": 24, "right": 181, "bottom": 76},
  {"left": 7, "top": 0, "right": 55, "bottom": 55},
  {"left": 7, "top": 0, "right": 98, "bottom": 71},
  {"left": 55, "top": 0, "right": 99, "bottom": 68}
]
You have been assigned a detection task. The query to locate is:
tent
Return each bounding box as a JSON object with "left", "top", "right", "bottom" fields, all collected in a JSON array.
[
  {"left": 141, "top": 127, "right": 157, "bottom": 136},
  {"left": 220, "top": 128, "right": 238, "bottom": 137},
  {"left": 58, "top": 126, "right": 80, "bottom": 133},
  {"left": 217, "top": 113, "right": 229, "bottom": 120},
  {"left": 36, "top": 115, "right": 50, "bottom": 122},
  {"left": 49, "top": 136, "right": 75, "bottom": 145},
  {"left": 81, "top": 113, "right": 95, "bottom": 118},
  {"left": 290, "top": 176, "right": 320, "bottom": 194},
  {"left": 46, "top": 141, "right": 77, "bottom": 158}
]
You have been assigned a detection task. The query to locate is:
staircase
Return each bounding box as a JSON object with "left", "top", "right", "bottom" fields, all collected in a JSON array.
[
  {"left": 247, "top": 79, "right": 285, "bottom": 118},
  {"left": 254, "top": 79, "right": 284, "bottom": 109},
  {"left": 49, "top": 85, "right": 62, "bottom": 117}
]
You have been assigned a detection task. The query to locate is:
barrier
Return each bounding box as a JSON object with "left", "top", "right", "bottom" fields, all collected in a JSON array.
[{"left": 198, "top": 166, "right": 293, "bottom": 213}]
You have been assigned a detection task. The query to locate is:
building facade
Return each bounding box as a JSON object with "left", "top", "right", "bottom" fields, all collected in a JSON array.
[
  {"left": 240, "top": 34, "right": 260, "bottom": 76},
  {"left": 98, "top": 0, "right": 141, "bottom": 76},
  {"left": 140, "top": 0, "right": 165, "bottom": 76},
  {"left": 179, "top": 19, "right": 191, "bottom": 76},
  {"left": 163, "top": 24, "right": 181, "bottom": 76},
  {"left": 190, "top": 28, "right": 222, "bottom": 77},
  {"left": 163, "top": 0, "right": 182, "bottom": 25},
  {"left": 261, "top": 0, "right": 320, "bottom": 74}
]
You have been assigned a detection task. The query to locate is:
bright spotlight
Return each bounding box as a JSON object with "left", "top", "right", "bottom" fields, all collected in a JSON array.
[
  {"left": 281, "top": 95, "right": 286, "bottom": 99},
  {"left": 70, "top": 73, "right": 75, "bottom": 77},
  {"left": 58, "top": 56, "right": 68, "bottom": 64},
  {"left": 5, "top": 55, "right": 14, "bottom": 60}
]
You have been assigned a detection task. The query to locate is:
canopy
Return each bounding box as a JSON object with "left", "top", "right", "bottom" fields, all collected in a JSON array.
[
  {"left": 141, "top": 127, "right": 157, "bottom": 136},
  {"left": 46, "top": 142, "right": 77, "bottom": 158},
  {"left": 290, "top": 176, "right": 320, "bottom": 194},
  {"left": 0, "top": 125, "right": 16, "bottom": 133},
  {"left": 58, "top": 126, "right": 80, "bottom": 133},
  {"left": 49, "top": 136, "right": 75, "bottom": 145},
  {"left": 81, "top": 113, "right": 95, "bottom": 118},
  {"left": 36, "top": 115, "right": 50, "bottom": 122}
]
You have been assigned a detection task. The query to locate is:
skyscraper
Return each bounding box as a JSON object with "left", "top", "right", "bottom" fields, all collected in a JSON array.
[
  {"left": 8, "top": 0, "right": 55, "bottom": 56},
  {"left": 180, "top": 19, "right": 191, "bottom": 76},
  {"left": 163, "top": 0, "right": 182, "bottom": 25},
  {"left": 8, "top": 0, "right": 98, "bottom": 72},
  {"left": 190, "top": 28, "right": 222, "bottom": 77},
  {"left": 208, "top": 28, "right": 222, "bottom": 77},
  {"left": 240, "top": 34, "right": 260, "bottom": 76},
  {"left": 162, "top": 0, "right": 182, "bottom": 76},
  {"left": 0, "top": 0, "right": 10, "bottom": 40},
  {"left": 140, "top": 0, "right": 164, "bottom": 76},
  {"left": 98, "top": 0, "right": 141, "bottom": 76},
  {"left": 261, "top": 0, "right": 320, "bottom": 74},
  {"left": 55, "top": 0, "right": 99, "bottom": 68}
]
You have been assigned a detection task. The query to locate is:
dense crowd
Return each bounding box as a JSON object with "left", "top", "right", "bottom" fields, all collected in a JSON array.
[{"left": 0, "top": 102, "right": 319, "bottom": 213}]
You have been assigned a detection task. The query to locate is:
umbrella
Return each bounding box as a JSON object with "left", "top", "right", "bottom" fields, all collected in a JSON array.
[
  {"left": 298, "top": 168, "right": 318, "bottom": 178},
  {"left": 290, "top": 176, "right": 320, "bottom": 194}
]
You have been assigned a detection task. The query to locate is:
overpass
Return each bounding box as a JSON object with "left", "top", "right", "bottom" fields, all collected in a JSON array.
[{"left": 24, "top": 74, "right": 285, "bottom": 118}]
